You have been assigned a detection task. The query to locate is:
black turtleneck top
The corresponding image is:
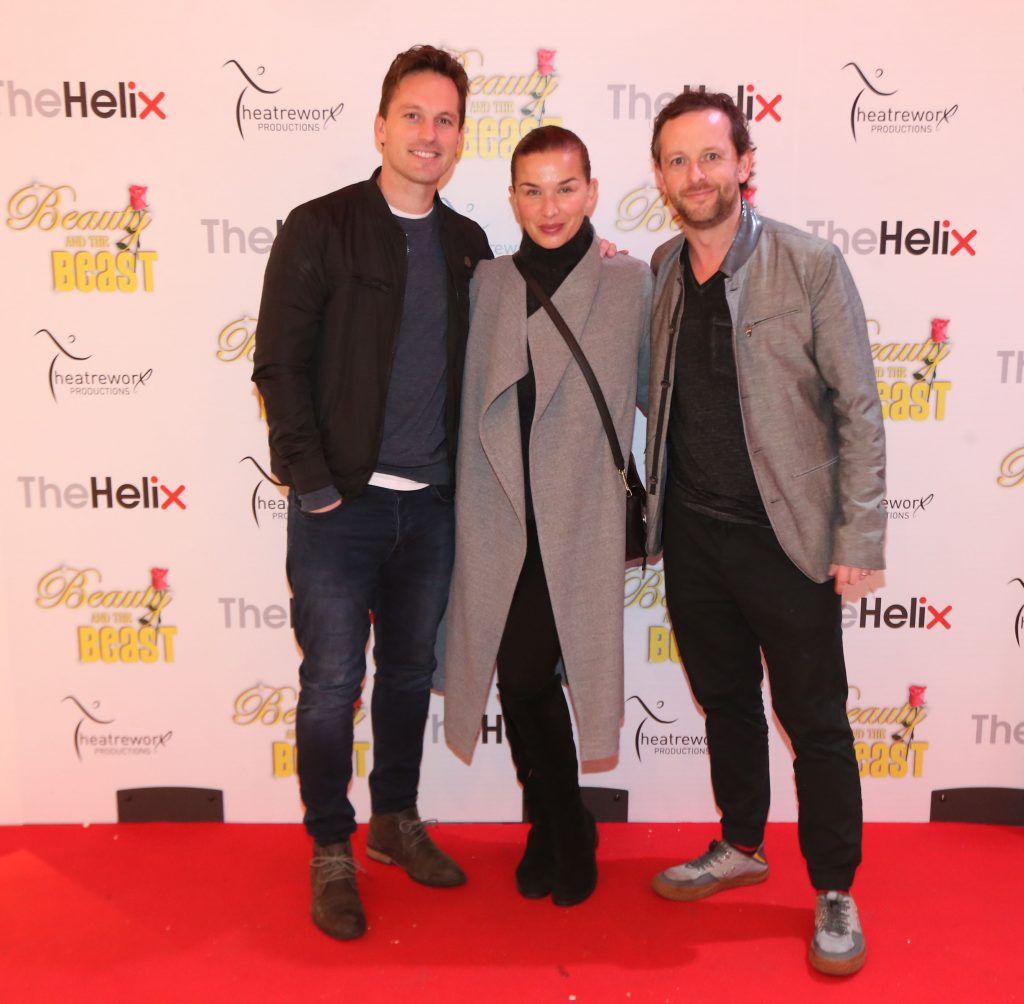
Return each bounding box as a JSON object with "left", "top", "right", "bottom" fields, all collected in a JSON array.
[{"left": 514, "top": 218, "right": 594, "bottom": 521}]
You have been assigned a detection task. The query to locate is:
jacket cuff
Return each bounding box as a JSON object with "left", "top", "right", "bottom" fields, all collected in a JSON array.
[{"left": 298, "top": 485, "right": 341, "bottom": 512}]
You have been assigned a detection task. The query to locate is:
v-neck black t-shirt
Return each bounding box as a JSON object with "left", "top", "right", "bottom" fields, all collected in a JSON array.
[{"left": 666, "top": 249, "right": 769, "bottom": 526}]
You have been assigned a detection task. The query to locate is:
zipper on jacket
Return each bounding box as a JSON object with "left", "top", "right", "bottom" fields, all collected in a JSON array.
[
  {"left": 743, "top": 305, "right": 801, "bottom": 337},
  {"left": 648, "top": 277, "right": 684, "bottom": 497}
]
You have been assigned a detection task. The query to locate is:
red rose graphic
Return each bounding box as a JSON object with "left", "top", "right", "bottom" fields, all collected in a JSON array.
[
  {"left": 151, "top": 567, "right": 169, "bottom": 590},
  {"left": 537, "top": 49, "right": 556, "bottom": 75},
  {"left": 129, "top": 185, "right": 148, "bottom": 211},
  {"left": 930, "top": 318, "right": 949, "bottom": 343},
  {"left": 908, "top": 685, "right": 926, "bottom": 708}
]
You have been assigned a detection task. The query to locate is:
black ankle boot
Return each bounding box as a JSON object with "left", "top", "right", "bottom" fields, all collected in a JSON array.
[
  {"left": 500, "top": 693, "right": 554, "bottom": 898},
  {"left": 550, "top": 802, "right": 597, "bottom": 907},
  {"left": 507, "top": 676, "right": 598, "bottom": 907}
]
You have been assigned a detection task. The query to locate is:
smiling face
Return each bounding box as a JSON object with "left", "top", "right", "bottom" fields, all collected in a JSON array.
[
  {"left": 654, "top": 108, "right": 752, "bottom": 232},
  {"left": 510, "top": 146, "right": 598, "bottom": 249},
  {"left": 374, "top": 71, "right": 464, "bottom": 206}
]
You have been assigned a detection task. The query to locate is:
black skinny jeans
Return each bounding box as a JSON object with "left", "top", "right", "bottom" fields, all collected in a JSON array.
[{"left": 663, "top": 493, "right": 863, "bottom": 890}]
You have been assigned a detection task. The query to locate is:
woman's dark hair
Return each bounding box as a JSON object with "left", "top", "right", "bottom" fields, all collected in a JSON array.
[{"left": 511, "top": 125, "right": 591, "bottom": 184}]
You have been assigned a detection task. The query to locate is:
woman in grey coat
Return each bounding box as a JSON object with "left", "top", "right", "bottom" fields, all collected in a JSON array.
[{"left": 444, "top": 126, "right": 651, "bottom": 906}]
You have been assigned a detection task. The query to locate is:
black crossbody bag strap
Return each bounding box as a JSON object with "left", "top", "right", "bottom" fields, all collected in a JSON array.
[{"left": 513, "top": 255, "right": 630, "bottom": 491}]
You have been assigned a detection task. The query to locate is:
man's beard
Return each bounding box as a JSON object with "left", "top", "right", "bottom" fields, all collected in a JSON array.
[{"left": 669, "top": 185, "right": 738, "bottom": 230}]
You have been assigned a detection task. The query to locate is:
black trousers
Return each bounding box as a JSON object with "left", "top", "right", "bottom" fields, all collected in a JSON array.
[
  {"left": 662, "top": 493, "right": 862, "bottom": 890},
  {"left": 496, "top": 521, "right": 562, "bottom": 696}
]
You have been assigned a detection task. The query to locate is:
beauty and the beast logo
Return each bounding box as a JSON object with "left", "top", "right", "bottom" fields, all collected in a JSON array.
[{"left": 7, "top": 183, "right": 157, "bottom": 291}]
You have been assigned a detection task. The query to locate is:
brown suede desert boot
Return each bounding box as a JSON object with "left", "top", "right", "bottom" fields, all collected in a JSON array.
[
  {"left": 366, "top": 807, "right": 466, "bottom": 887},
  {"left": 310, "top": 840, "right": 366, "bottom": 940}
]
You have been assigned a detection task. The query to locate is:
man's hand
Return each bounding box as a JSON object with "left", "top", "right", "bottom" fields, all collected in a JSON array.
[
  {"left": 828, "top": 563, "right": 877, "bottom": 595},
  {"left": 310, "top": 499, "right": 342, "bottom": 514},
  {"left": 598, "top": 237, "right": 629, "bottom": 258}
]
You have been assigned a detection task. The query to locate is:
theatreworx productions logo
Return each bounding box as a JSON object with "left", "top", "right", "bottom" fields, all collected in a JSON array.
[
  {"left": 0, "top": 79, "right": 166, "bottom": 120},
  {"left": 36, "top": 565, "right": 177, "bottom": 664},
  {"left": 871, "top": 317, "right": 953, "bottom": 423},
  {"left": 222, "top": 60, "right": 344, "bottom": 139},
  {"left": 848, "top": 684, "right": 929, "bottom": 778},
  {"left": 448, "top": 46, "right": 562, "bottom": 160},
  {"left": 35, "top": 327, "right": 153, "bottom": 401},
  {"left": 240, "top": 456, "right": 286, "bottom": 526},
  {"left": 880, "top": 492, "right": 935, "bottom": 521},
  {"left": 7, "top": 183, "right": 157, "bottom": 291},
  {"left": 998, "top": 447, "right": 1024, "bottom": 488},
  {"left": 626, "top": 695, "right": 707, "bottom": 763},
  {"left": 843, "top": 63, "right": 957, "bottom": 141},
  {"left": 232, "top": 683, "right": 370, "bottom": 778},
  {"left": 63, "top": 696, "right": 172, "bottom": 761}
]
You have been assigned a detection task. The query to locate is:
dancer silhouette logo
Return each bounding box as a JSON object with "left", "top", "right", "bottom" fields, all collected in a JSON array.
[
  {"left": 842, "top": 62, "right": 958, "bottom": 141},
  {"left": 222, "top": 60, "right": 344, "bottom": 139}
]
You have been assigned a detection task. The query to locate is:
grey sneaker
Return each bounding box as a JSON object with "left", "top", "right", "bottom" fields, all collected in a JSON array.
[
  {"left": 651, "top": 839, "right": 768, "bottom": 902},
  {"left": 809, "top": 891, "right": 866, "bottom": 975}
]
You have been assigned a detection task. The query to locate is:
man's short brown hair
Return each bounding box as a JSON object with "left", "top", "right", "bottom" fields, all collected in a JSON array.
[
  {"left": 378, "top": 45, "right": 469, "bottom": 127},
  {"left": 651, "top": 91, "right": 755, "bottom": 189}
]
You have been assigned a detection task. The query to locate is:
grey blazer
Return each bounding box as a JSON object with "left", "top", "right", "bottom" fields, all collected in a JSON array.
[
  {"left": 444, "top": 243, "right": 652, "bottom": 762},
  {"left": 644, "top": 202, "right": 885, "bottom": 582}
]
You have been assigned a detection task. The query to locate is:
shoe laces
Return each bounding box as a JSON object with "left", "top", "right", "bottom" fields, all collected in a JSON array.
[
  {"left": 690, "top": 840, "right": 733, "bottom": 872},
  {"left": 312, "top": 851, "right": 363, "bottom": 884},
  {"left": 398, "top": 816, "right": 437, "bottom": 848},
  {"left": 819, "top": 892, "right": 851, "bottom": 936}
]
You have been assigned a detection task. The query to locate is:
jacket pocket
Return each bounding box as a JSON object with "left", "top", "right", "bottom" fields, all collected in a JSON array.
[
  {"left": 743, "top": 305, "right": 801, "bottom": 338},
  {"left": 792, "top": 455, "right": 839, "bottom": 479},
  {"left": 351, "top": 272, "right": 392, "bottom": 293}
]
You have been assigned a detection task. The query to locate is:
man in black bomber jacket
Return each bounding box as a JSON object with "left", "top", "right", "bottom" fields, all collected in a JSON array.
[{"left": 252, "top": 45, "right": 491, "bottom": 942}]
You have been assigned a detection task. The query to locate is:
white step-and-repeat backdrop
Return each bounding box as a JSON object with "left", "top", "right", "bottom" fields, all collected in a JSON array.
[{"left": 1, "top": 0, "right": 1021, "bottom": 827}]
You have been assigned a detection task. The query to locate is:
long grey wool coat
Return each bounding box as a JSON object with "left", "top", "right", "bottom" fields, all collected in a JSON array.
[{"left": 443, "top": 243, "right": 652, "bottom": 763}]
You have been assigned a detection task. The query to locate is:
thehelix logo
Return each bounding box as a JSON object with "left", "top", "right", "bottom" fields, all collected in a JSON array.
[
  {"left": 608, "top": 81, "right": 782, "bottom": 123},
  {"left": 35, "top": 328, "right": 154, "bottom": 401},
  {"left": 37, "top": 565, "right": 177, "bottom": 664},
  {"left": 63, "top": 696, "right": 173, "bottom": 761},
  {"left": 0, "top": 79, "right": 166, "bottom": 120},
  {"left": 806, "top": 218, "right": 976, "bottom": 257},
  {"left": 18, "top": 475, "right": 186, "bottom": 511},
  {"left": 997, "top": 351, "right": 1024, "bottom": 384},
  {"left": 201, "top": 219, "right": 282, "bottom": 254},
  {"left": 222, "top": 60, "right": 343, "bottom": 139},
  {"left": 842, "top": 595, "right": 952, "bottom": 630},
  {"left": 843, "top": 63, "right": 957, "bottom": 141},
  {"left": 450, "top": 47, "right": 563, "bottom": 160},
  {"left": 626, "top": 695, "right": 707, "bottom": 763},
  {"left": 241, "top": 456, "right": 286, "bottom": 526}
]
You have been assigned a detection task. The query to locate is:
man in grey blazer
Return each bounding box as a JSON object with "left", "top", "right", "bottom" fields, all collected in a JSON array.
[{"left": 643, "top": 91, "right": 885, "bottom": 977}]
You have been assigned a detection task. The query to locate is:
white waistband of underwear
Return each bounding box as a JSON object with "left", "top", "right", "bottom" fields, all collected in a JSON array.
[{"left": 368, "top": 471, "right": 429, "bottom": 491}]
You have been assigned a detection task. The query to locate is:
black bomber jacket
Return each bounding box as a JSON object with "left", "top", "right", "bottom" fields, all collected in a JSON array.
[{"left": 252, "top": 169, "right": 493, "bottom": 499}]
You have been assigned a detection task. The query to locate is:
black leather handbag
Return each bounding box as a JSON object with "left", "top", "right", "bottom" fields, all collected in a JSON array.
[{"left": 513, "top": 256, "right": 648, "bottom": 566}]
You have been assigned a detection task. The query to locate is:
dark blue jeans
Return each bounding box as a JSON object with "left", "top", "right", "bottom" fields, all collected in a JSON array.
[{"left": 286, "top": 485, "right": 455, "bottom": 845}]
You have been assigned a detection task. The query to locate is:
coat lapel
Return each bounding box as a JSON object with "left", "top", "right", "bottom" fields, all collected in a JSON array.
[
  {"left": 478, "top": 262, "right": 529, "bottom": 525},
  {"left": 529, "top": 241, "right": 601, "bottom": 423}
]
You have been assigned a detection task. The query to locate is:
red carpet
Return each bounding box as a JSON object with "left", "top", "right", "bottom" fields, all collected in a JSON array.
[{"left": 1, "top": 822, "right": 1020, "bottom": 1002}]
